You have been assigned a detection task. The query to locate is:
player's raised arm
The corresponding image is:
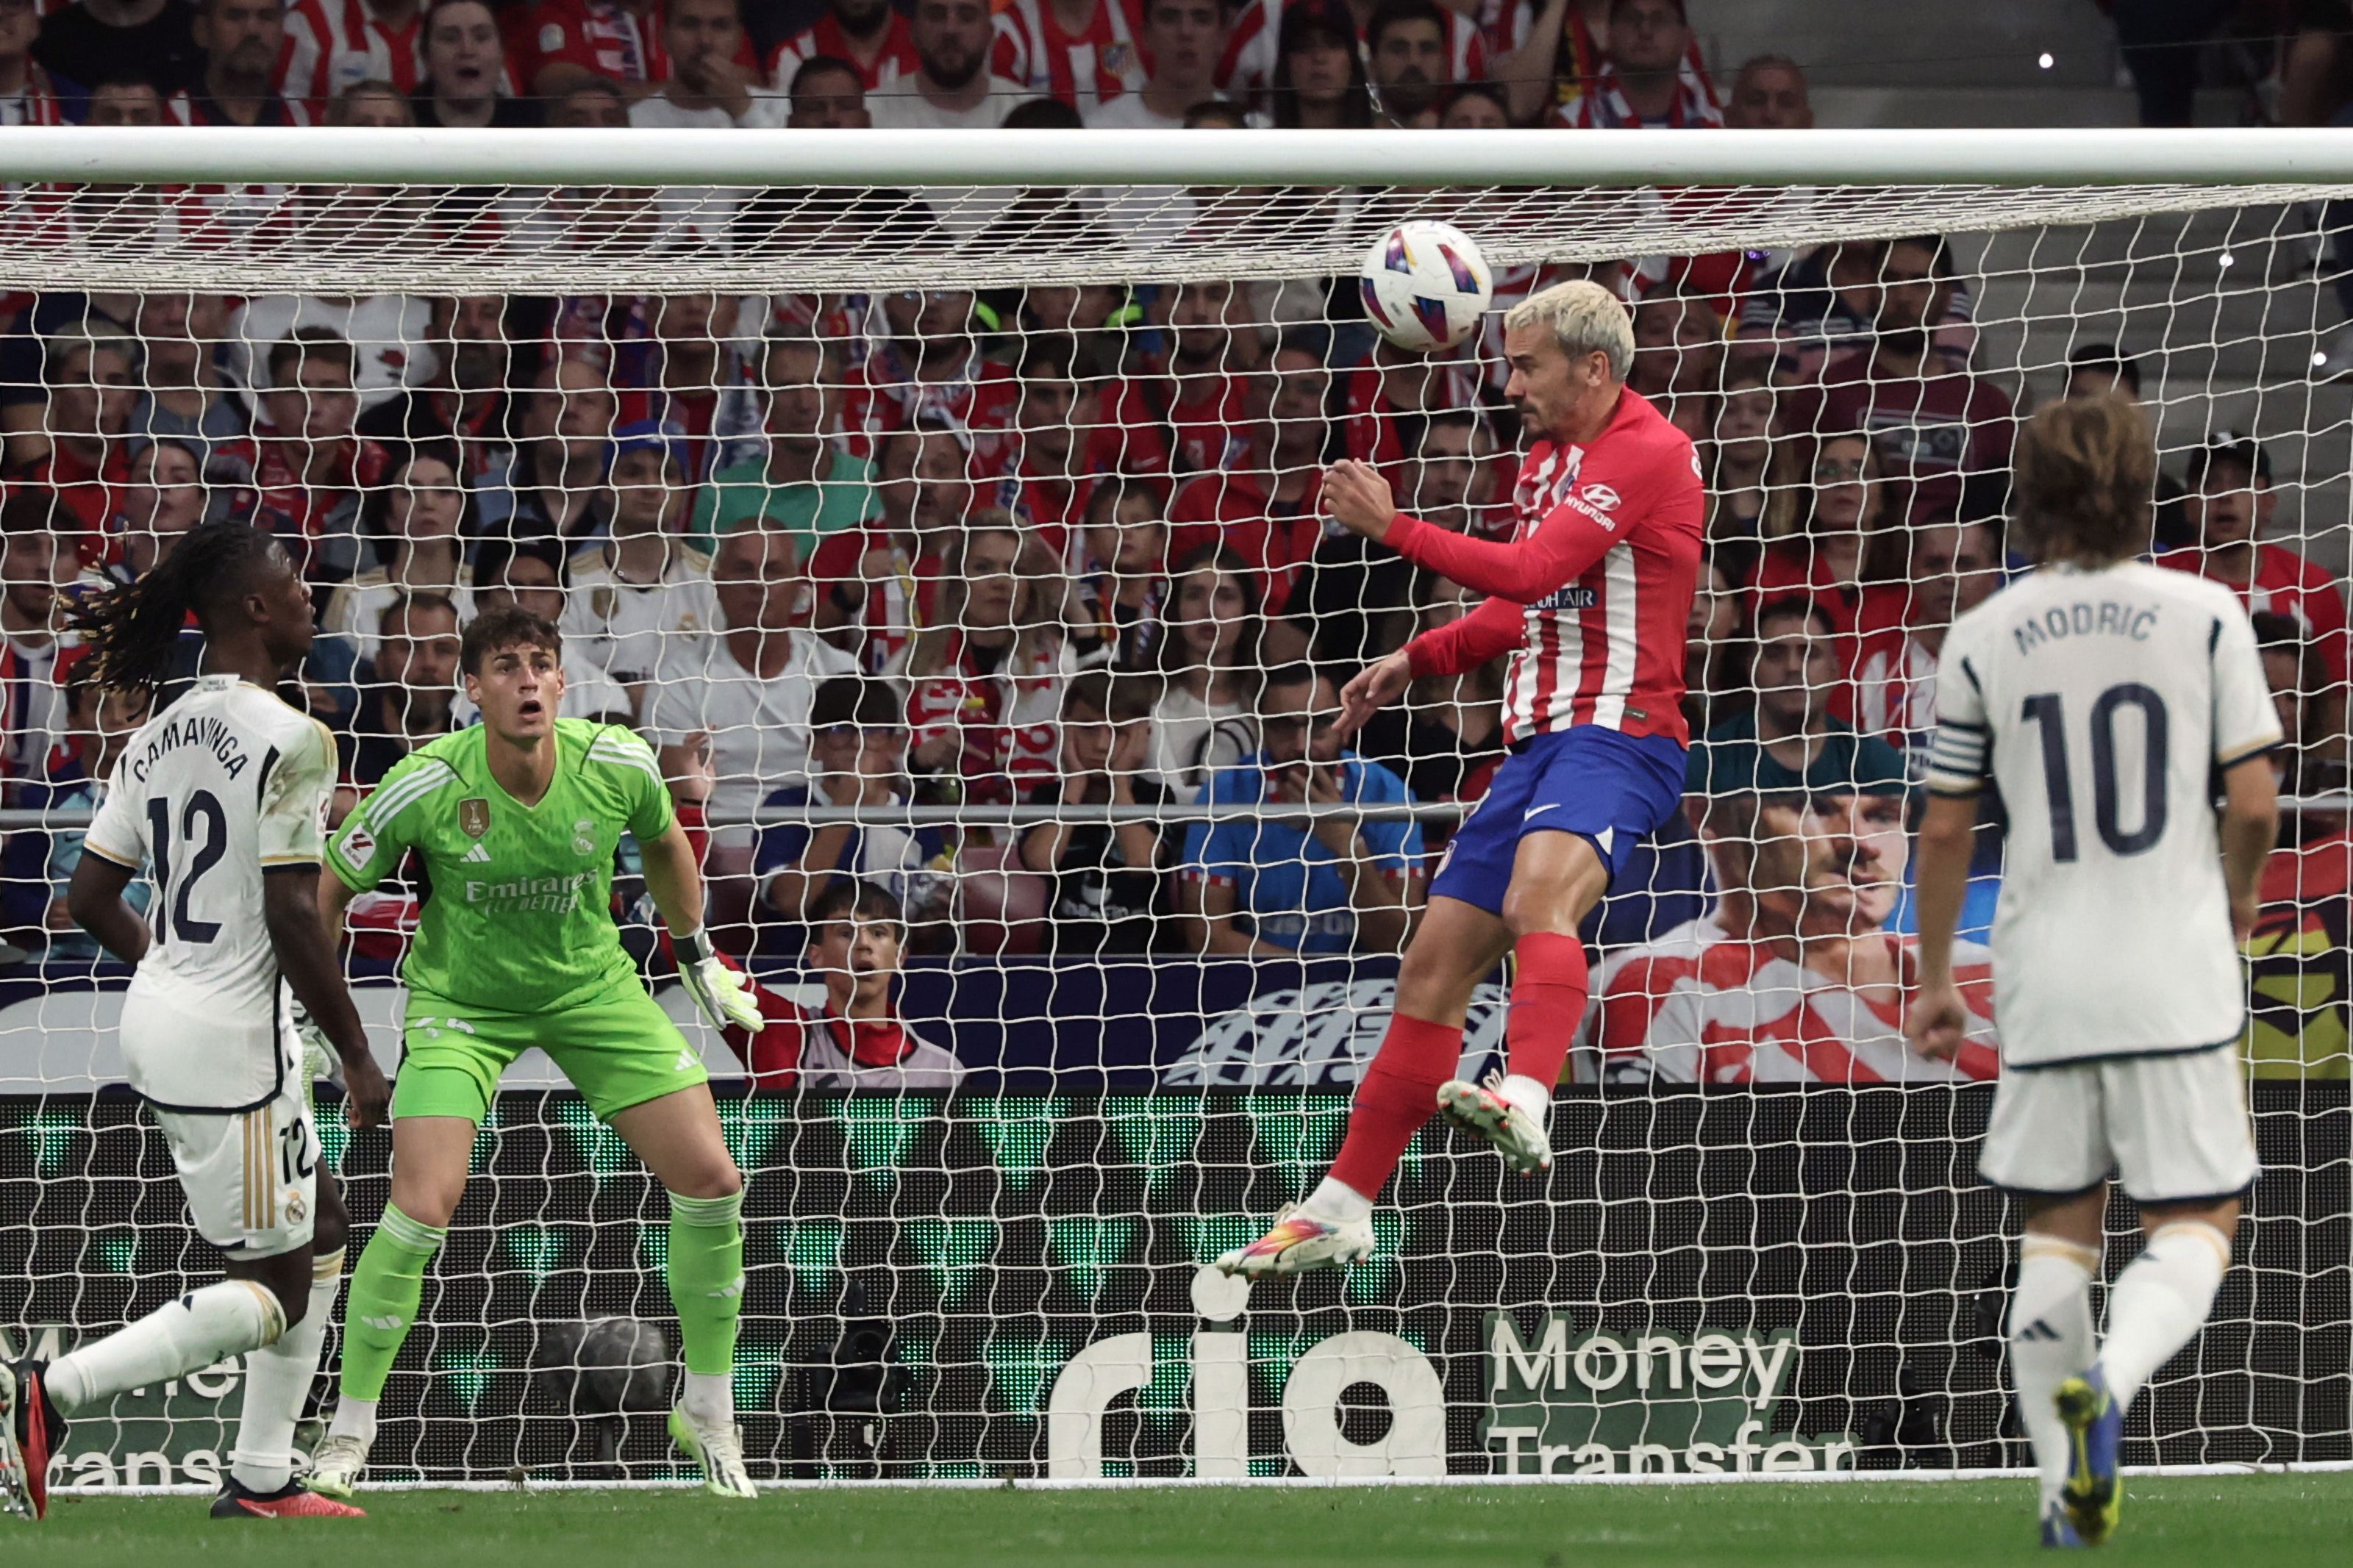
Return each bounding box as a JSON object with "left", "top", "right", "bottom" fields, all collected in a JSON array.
[{"left": 1322, "top": 279, "right": 1702, "bottom": 604}]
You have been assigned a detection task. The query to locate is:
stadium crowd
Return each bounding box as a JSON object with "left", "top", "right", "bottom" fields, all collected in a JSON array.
[{"left": 0, "top": 0, "right": 2345, "bottom": 1084}]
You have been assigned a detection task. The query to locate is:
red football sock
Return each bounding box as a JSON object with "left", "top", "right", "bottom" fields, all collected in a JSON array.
[
  {"left": 1329, "top": 1013, "right": 1463, "bottom": 1197},
  {"left": 1504, "top": 931, "right": 1590, "bottom": 1090}
]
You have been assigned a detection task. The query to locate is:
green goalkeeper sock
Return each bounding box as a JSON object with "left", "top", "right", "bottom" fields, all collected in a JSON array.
[
  {"left": 338, "top": 1203, "right": 446, "bottom": 1404},
  {"left": 666, "top": 1190, "right": 745, "bottom": 1378}
]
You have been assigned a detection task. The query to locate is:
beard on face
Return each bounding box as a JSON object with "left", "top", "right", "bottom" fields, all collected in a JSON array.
[{"left": 922, "top": 42, "right": 982, "bottom": 90}]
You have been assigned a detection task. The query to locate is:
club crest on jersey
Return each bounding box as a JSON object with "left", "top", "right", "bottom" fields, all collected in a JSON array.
[
  {"left": 572, "top": 817, "right": 597, "bottom": 856},
  {"left": 458, "top": 797, "right": 491, "bottom": 839}
]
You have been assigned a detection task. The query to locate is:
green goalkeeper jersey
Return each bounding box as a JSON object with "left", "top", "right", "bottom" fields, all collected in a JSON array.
[{"left": 326, "top": 719, "right": 676, "bottom": 1014}]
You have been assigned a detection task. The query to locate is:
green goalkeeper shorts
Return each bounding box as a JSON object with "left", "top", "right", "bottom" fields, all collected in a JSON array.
[{"left": 388, "top": 981, "right": 709, "bottom": 1125}]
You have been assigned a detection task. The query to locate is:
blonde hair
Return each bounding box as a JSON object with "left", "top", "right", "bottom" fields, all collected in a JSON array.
[
  {"left": 2013, "top": 393, "right": 2157, "bottom": 568},
  {"left": 1502, "top": 279, "right": 1635, "bottom": 381}
]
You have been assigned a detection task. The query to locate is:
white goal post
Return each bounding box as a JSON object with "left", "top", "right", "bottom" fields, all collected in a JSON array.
[{"left": 0, "top": 127, "right": 2345, "bottom": 1492}]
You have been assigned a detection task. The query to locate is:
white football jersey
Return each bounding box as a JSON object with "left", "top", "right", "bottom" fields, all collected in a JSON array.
[
  {"left": 84, "top": 675, "right": 338, "bottom": 1111},
  {"left": 1924, "top": 561, "right": 2281, "bottom": 1066}
]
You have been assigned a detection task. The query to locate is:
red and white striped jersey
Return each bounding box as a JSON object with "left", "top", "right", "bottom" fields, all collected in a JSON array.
[
  {"left": 765, "top": 7, "right": 921, "bottom": 96},
  {"left": 990, "top": 0, "right": 1145, "bottom": 113},
  {"left": 1399, "top": 388, "right": 1704, "bottom": 745},
  {"left": 1216, "top": 0, "right": 1486, "bottom": 108},
  {"left": 284, "top": 0, "right": 426, "bottom": 110},
  {"left": 1587, "top": 917, "right": 2002, "bottom": 1084}
]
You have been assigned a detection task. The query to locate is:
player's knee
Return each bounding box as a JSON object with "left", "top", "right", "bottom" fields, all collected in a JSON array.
[
  {"left": 669, "top": 1158, "right": 743, "bottom": 1202},
  {"left": 1500, "top": 885, "right": 1575, "bottom": 940}
]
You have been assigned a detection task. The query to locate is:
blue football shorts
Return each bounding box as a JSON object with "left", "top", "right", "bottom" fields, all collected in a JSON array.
[{"left": 1427, "top": 725, "right": 1689, "bottom": 916}]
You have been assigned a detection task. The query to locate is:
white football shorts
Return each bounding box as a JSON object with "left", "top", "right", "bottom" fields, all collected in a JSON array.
[
  {"left": 1977, "top": 1045, "right": 2258, "bottom": 1204},
  {"left": 151, "top": 1076, "right": 320, "bottom": 1261}
]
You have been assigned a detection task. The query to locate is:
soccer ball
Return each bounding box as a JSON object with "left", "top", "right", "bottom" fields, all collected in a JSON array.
[{"left": 1358, "top": 220, "right": 1493, "bottom": 353}]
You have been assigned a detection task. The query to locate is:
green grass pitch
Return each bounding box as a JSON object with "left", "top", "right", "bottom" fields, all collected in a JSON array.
[{"left": 14, "top": 1473, "right": 2349, "bottom": 1567}]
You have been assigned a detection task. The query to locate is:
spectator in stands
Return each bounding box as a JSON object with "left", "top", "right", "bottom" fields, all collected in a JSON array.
[
  {"left": 1815, "top": 235, "right": 2014, "bottom": 524},
  {"left": 82, "top": 68, "right": 169, "bottom": 123},
  {"left": 410, "top": 0, "right": 532, "bottom": 127},
  {"left": 2254, "top": 609, "right": 2350, "bottom": 842},
  {"left": 130, "top": 291, "right": 250, "bottom": 496},
  {"left": 1554, "top": 0, "right": 1721, "bottom": 129},
  {"left": 226, "top": 271, "right": 435, "bottom": 418},
  {"left": 1084, "top": 0, "right": 1224, "bottom": 127},
  {"left": 360, "top": 294, "right": 519, "bottom": 521},
  {"left": 648, "top": 526, "right": 860, "bottom": 923},
  {"left": 1364, "top": 0, "right": 1449, "bottom": 129},
  {"left": 1437, "top": 81, "right": 1508, "bottom": 127},
  {"left": 1700, "top": 366, "right": 1795, "bottom": 584},
  {"left": 507, "top": 356, "right": 618, "bottom": 545},
  {"left": 754, "top": 675, "right": 932, "bottom": 929},
  {"left": 546, "top": 70, "right": 630, "bottom": 125},
  {"left": 0, "top": 0, "right": 63, "bottom": 123},
  {"left": 1105, "top": 278, "right": 1262, "bottom": 480},
  {"left": 632, "top": 0, "right": 771, "bottom": 126},
  {"left": 37, "top": 668, "right": 149, "bottom": 959},
  {"left": 2063, "top": 341, "right": 2190, "bottom": 549},
  {"left": 992, "top": 0, "right": 1145, "bottom": 114},
  {"left": 728, "top": 881, "right": 963, "bottom": 1089},
  {"left": 1852, "top": 514, "right": 2001, "bottom": 776},
  {"left": 1593, "top": 737, "right": 1996, "bottom": 1085},
  {"left": 28, "top": 321, "right": 138, "bottom": 556},
  {"left": 868, "top": 0, "right": 1023, "bottom": 129},
  {"left": 1692, "top": 596, "right": 1909, "bottom": 796},
  {"left": 176, "top": 0, "right": 304, "bottom": 124},
  {"left": 1738, "top": 236, "right": 1978, "bottom": 384},
  {"left": 0, "top": 494, "right": 77, "bottom": 794},
  {"left": 36, "top": 0, "right": 201, "bottom": 104},
  {"left": 1748, "top": 429, "right": 1898, "bottom": 642},
  {"left": 840, "top": 288, "right": 1021, "bottom": 468},
  {"left": 281, "top": 0, "right": 424, "bottom": 114},
  {"left": 904, "top": 518, "right": 1076, "bottom": 805},
  {"left": 1179, "top": 661, "right": 1423, "bottom": 957},
  {"left": 694, "top": 334, "right": 875, "bottom": 556},
  {"left": 1354, "top": 574, "right": 1506, "bottom": 821},
  {"left": 1151, "top": 544, "right": 1263, "bottom": 795},
  {"left": 1683, "top": 556, "right": 1746, "bottom": 739},
  {"left": 1017, "top": 670, "right": 1171, "bottom": 953},
  {"left": 563, "top": 420, "right": 715, "bottom": 706},
  {"left": 1627, "top": 282, "right": 1726, "bottom": 433},
  {"left": 766, "top": 0, "right": 918, "bottom": 100},
  {"left": 344, "top": 591, "right": 460, "bottom": 785},
  {"left": 515, "top": 0, "right": 715, "bottom": 104},
  {"left": 107, "top": 437, "right": 207, "bottom": 581},
  {"left": 1069, "top": 476, "right": 1171, "bottom": 670},
  {"left": 1271, "top": 0, "right": 1370, "bottom": 129},
  {"left": 251, "top": 328, "right": 381, "bottom": 589},
  {"left": 323, "top": 442, "right": 471, "bottom": 675},
  {"left": 2163, "top": 429, "right": 2351, "bottom": 734},
  {"left": 781, "top": 51, "right": 871, "bottom": 126},
  {"left": 1722, "top": 51, "right": 1812, "bottom": 129},
  {"left": 999, "top": 334, "right": 1099, "bottom": 548}
]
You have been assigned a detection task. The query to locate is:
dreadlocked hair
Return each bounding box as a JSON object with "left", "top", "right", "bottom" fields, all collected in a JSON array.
[{"left": 68, "top": 523, "right": 285, "bottom": 696}]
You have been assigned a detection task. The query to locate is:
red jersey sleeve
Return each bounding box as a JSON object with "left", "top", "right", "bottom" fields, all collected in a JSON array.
[
  {"left": 1405, "top": 593, "right": 1521, "bottom": 679},
  {"left": 1386, "top": 423, "right": 1702, "bottom": 604}
]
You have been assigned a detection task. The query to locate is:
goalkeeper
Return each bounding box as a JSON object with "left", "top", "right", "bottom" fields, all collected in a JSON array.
[{"left": 304, "top": 604, "right": 765, "bottom": 1501}]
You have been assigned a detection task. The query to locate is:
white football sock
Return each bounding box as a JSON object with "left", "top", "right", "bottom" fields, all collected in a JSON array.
[
  {"left": 2008, "top": 1236, "right": 2098, "bottom": 1515},
  {"left": 47, "top": 1279, "right": 284, "bottom": 1417},
  {"left": 2102, "top": 1221, "right": 2230, "bottom": 1410},
  {"left": 1298, "top": 1176, "right": 1373, "bottom": 1226},
  {"left": 326, "top": 1395, "right": 379, "bottom": 1445},
  {"left": 231, "top": 1249, "right": 343, "bottom": 1496},
  {"left": 682, "top": 1370, "right": 735, "bottom": 1431},
  {"left": 1497, "top": 1073, "right": 1552, "bottom": 1126}
]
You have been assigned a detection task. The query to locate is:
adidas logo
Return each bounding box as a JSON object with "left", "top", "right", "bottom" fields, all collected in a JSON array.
[
  {"left": 2015, "top": 1318, "right": 2063, "bottom": 1343},
  {"left": 462, "top": 842, "right": 492, "bottom": 864},
  {"left": 674, "top": 1048, "right": 698, "bottom": 1072},
  {"left": 360, "top": 1314, "right": 405, "bottom": 1333}
]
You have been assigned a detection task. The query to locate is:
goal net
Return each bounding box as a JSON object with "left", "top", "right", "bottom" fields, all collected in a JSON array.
[{"left": 0, "top": 129, "right": 2345, "bottom": 1489}]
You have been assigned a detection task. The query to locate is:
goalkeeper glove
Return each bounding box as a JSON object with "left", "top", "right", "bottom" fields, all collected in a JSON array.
[
  {"left": 676, "top": 928, "right": 765, "bottom": 1032},
  {"left": 288, "top": 994, "right": 345, "bottom": 1091}
]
